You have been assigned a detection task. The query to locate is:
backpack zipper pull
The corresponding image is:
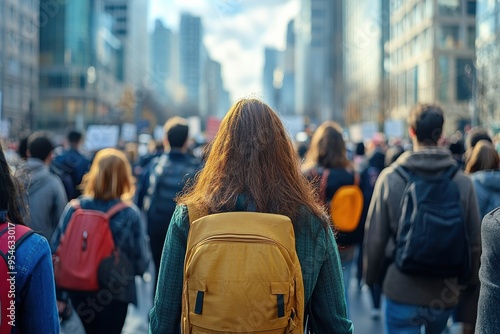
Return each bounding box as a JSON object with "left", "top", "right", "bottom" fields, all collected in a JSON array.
[{"left": 82, "top": 230, "right": 88, "bottom": 251}]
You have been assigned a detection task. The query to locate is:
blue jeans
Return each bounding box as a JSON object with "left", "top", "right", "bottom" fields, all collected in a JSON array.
[{"left": 384, "top": 298, "right": 453, "bottom": 334}]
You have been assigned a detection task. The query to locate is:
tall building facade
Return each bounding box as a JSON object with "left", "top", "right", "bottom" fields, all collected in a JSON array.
[
  {"left": 387, "top": 0, "right": 476, "bottom": 131},
  {"left": 204, "top": 58, "right": 230, "bottom": 118},
  {"left": 150, "top": 19, "right": 173, "bottom": 104},
  {"left": 476, "top": 0, "right": 500, "bottom": 128},
  {"left": 0, "top": 0, "right": 39, "bottom": 137},
  {"left": 263, "top": 47, "right": 281, "bottom": 110},
  {"left": 39, "top": 0, "right": 122, "bottom": 130},
  {"left": 344, "top": 0, "right": 390, "bottom": 127},
  {"left": 295, "top": 0, "right": 344, "bottom": 124},
  {"left": 179, "top": 13, "right": 204, "bottom": 113},
  {"left": 281, "top": 20, "right": 296, "bottom": 115},
  {"left": 103, "top": 0, "right": 149, "bottom": 88}
]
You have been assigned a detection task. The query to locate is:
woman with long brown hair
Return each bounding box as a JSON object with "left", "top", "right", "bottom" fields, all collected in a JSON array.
[
  {"left": 301, "top": 121, "right": 362, "bottom": 317},
  {"left": 51, "top": 148, "right": 150, "bottom": 334},
  {"left": 149, "top": 99, "right": 353, "bottom": 333}
]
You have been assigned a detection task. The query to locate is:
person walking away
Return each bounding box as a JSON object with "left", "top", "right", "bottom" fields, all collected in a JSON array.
[
  {"left": 52, "top": 130, "right": 91, "bottom": 200},
  {"left": 302, "top": 121, "right": 363, "bottom": 316},
  {"left": 465, "top": 140, "right": 500, "bottom": 219},
  {"left": 364, "top": 104, "right": 481, "bottom": 334},
  {"left": 16, "top": 132, "right": 67, "bottom": 241},
  {"left": 452, "top": 140, "right": 500, "bottom": 334},
  {"left": 135, "top": 116, "right": 200, "bottom": 295},
  {"left": 51, "top": 148, "right": 150, "bottom": 334},
  {"left": 149, "top": 98, "right": 353, "bottom": 334},
  {"left": 0, "top": 143, "right": 59, "bottom": 334},
  {"left": 357, "top": 145, "right": 386, "bottom": 318}
]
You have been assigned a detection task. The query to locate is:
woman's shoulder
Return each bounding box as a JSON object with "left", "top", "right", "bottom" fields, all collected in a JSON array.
[{"left": 15, "top": 231, "right": 51, "bottom": 272}]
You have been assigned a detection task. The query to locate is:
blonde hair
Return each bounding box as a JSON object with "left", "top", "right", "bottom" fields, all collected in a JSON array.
[{"left": 81, "top": 148, "right": 135, "bottom": 201}]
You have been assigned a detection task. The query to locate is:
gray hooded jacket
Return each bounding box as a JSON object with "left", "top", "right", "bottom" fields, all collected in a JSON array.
[
  {"left": 364, "top": 147, "right": 481, "bottom": 308},
  {"left": 17, "top": 158, "right": 68, "bottom": 240}
]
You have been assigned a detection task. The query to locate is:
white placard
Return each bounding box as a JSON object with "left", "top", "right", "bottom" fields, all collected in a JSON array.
[
  {"left": 384, "top": 119, "right": 405, "bottom": 139},
  {"left": 154, "top": 125, "right": 164, "bottom": 141},
  {"left": 84, "top": 125, "right": 120, "bottom": 151},
  {"left": 121, "top": 123, "right": 137, "bottom": 142}
]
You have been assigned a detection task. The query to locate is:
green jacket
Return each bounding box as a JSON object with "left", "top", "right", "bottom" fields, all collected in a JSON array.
[{"left": 149, "top": 204, "right": 353, "bottom": 333}]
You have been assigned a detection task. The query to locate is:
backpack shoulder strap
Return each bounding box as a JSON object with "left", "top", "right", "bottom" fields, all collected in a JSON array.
[
  {"left": 106, "top": 201, "right": 131, "bottom": 219},
  {"left": 352, "top": 170, "right": 361, "bottom": 186},
  {"left": 395, "top": 165, "right": 411, "bottom": 183},
  {"left": 0, "top": 223, "right": 34, "bottom": 255},
  {"left": 443, "top": 164, "right": 460, "bottom": 179},
  {"left": 319, "top": 168, "right": 330, "bottom": 203}
]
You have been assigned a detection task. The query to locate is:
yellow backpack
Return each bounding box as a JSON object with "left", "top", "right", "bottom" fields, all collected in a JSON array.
[{"left": 182, "top": 205, "right": 304, "bottom": 334}]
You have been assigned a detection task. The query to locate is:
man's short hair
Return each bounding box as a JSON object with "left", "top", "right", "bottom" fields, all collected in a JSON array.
[
  {"left": 163, "top": 117, "right": 189, "bottom": 149},
  {"left": 68, "top": 130, "right": 83, "bottom": 144},
  {"left": 408, "top": 104, "right": 444, "bottom": 145},
  {"left": 27, "top": 132, "right": 54, "bottom": 161}
]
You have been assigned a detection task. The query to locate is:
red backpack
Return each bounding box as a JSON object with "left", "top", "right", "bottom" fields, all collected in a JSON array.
[
  {"left": 53, "top": 200, "right": 129, "bottom": 291},
  {"left": 0, "top": 222, "right": 33, "bottom": 334}
]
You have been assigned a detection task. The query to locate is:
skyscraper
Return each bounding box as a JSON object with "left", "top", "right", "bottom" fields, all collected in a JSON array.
[
  {"left": 263, "top": 47, "right": 281, "bottom": 110},
  {"left": 281, "top": 20, "right": 296, "bottom": 115},
  {"left": 343, "top": 0, "right": 390, "bottom": 127},
  {"left": 0, "top": 0, "right": 39, "bottom": 136},
  {"left": 179, "top": 13, "right": 204, "bottom": 112},
  {"left": 150, "top": 19, "right": 173, "bottom": 103},
  {"left": 103, "top": 0, "right": 149, "bottom": 88},
  {"left": 295, "top": 0, "right": 344, "bottom": 124}
]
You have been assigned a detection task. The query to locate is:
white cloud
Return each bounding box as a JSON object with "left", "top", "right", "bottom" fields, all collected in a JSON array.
[{"left": 149, "top": 0, "right": 299, "bottom": 102}]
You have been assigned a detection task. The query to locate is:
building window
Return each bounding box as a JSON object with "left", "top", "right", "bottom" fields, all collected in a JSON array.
[
  {"left": 456, "top": 59, "right": 474, "bottom": 101},
  {"left": 438, "top": 56, "right": 449, "bottom": 102},
  {"left": 467, "top": 1, "right": 476, "bottom": 15},
  {"left": 467, "top": 26, "right": 476, "bottom": 49},
  {"left": 438, "top": 0, "right": 461, "bottom": 16},
  {"left": 438, "top": 26, "right": 460, "bottom": 48}
]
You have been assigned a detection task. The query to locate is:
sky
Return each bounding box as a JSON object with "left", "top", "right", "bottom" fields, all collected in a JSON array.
[{"left": 148, "top": 0, "right": 299, "bottom": 103}]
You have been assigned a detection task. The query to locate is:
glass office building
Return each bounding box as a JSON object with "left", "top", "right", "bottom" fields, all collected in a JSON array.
[
  {"left": 343, "top": 0, "right": 390, "bottom": 126},
  {"left": 39, "top": 0, "right": 122, "bottom": 130},
  {"left": 387, "top": 0, "right": 476, "bottom": 131}
]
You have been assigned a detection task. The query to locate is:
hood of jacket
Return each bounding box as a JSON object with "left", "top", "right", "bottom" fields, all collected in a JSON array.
[
  {"left": 16, "top": 158, "right": 52, "bottom": 194},
  {"left": 395, "top": 147, "right": 456, "bottom": 174}
]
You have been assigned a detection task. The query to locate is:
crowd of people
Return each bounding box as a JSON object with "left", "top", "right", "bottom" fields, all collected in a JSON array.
[{"left": 0, "top": 98, "right": 499, "bottom": 334}]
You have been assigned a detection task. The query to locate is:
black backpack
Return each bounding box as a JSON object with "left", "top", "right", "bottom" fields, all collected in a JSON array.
[
  {"left": 394, "top": 165, "right": 470, "bottom": 278},
  {"left": 144, "top": 154, "right": 199, "bottom": 233}
]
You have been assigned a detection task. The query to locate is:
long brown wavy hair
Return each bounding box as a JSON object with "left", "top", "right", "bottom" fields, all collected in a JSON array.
[
  {"left": 302, "top": 121, "right": 351, "bottom": 171},
  {"left": 178, "top": 98, "right": 327, "bottom": 225}
]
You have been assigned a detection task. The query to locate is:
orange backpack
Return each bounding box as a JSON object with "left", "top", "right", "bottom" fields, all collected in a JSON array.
[
  {"left": 182, "top": 205, "right": 304, "bottom": 333},
  {"left": 320, "top": 169, "right": 364, "bottom": 233},
  {"left": 53, "top": 200, "right": 129, "bottom": 291}
]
